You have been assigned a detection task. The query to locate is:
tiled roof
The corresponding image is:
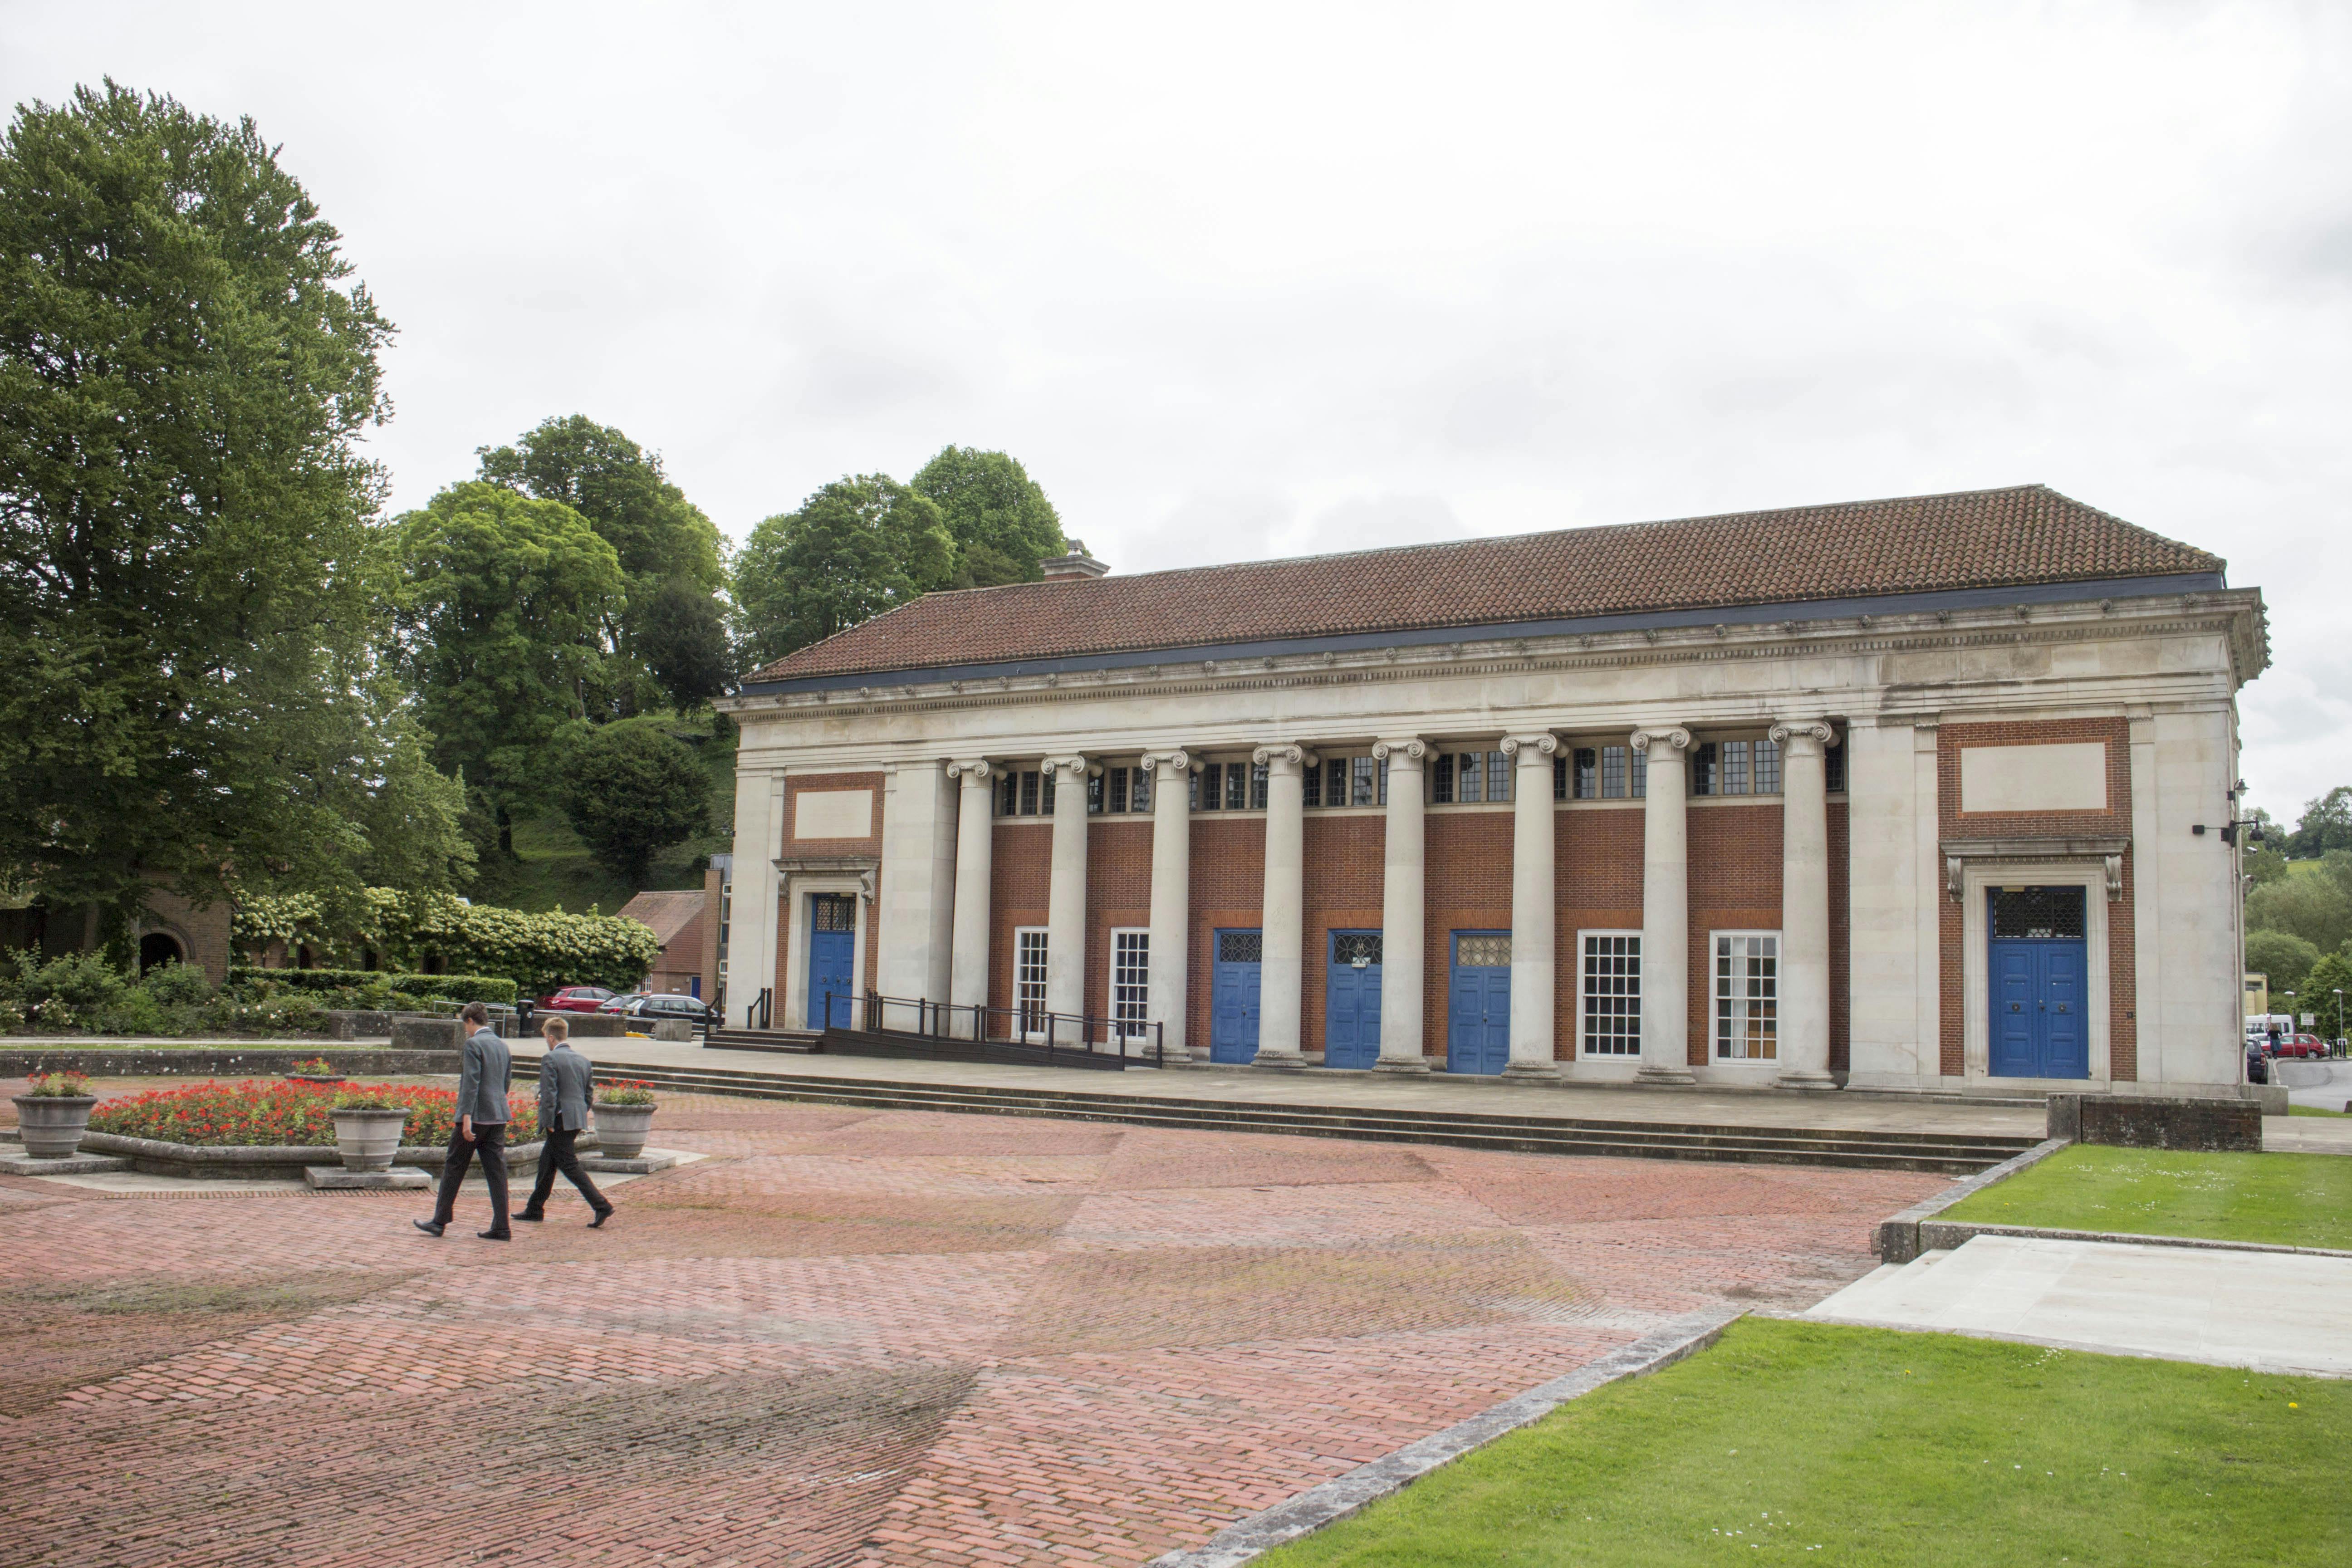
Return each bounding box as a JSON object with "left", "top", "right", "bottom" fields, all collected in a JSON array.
[
  {"left": 615, "top": 890, "right": 704, "bottom": 947},
  {"left": 744, "top": 485, "right": 2222, "bottom": 683}
]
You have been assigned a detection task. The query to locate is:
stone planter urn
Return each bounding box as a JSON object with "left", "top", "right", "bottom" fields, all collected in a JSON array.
[
  {"left": 328, "top": 1107, "right": 411, "bottom": 1172},
  {"left": 591, "top": 1103, "right": 656, "bottom": 1159},
  {"left": 286, "top": 1073, "right": 344, "bottom": 1085},
  {"left": 12, "top": 1095, "right": 99, "bottom": 1160}
]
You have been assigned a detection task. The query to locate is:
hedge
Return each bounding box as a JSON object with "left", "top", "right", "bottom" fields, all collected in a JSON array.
[
  {"left": 229, "top": 968, "right": 521, "bottom": 1006},
  {"left": 231, "top": 889, "right": 661, "bottom": 997}
]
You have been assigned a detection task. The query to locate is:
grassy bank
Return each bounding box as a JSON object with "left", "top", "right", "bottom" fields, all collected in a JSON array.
[
  {"left": 1263, "top": 1318, "right": 2349, "bottom": 1567},
  {"left": 1939, "top": 1145, "right": 2352, "bottom": 1250}
]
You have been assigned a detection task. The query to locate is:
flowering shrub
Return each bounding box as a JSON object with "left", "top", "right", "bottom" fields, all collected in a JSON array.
[
  {"left": 23, "top": 1070, "right": 92, "bottom": 1097},
  {"left": 593, "top": 1080, "right": 658, "bottom": 1107},
  {"left": 0, "top": 950, "right": 325, "bottom": 1037},
  {"left": 89, "top": 1080, "right": 539, "bottom": 1147},
  {"left": 233, "top": 889, "right": 660, "bottom": 996},
  {"left": 290, "top": 1058, "right": 336, "bottom": 1075}
]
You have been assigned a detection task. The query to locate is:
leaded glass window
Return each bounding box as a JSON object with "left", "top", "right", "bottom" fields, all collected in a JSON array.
[
  {"left": 1486, "top": 751, "right": 1511, "bottom": 802},
  {"left": 811, "top": 893, "right": 856, "bottom": 932},
  {"left": 1754, "top": 738, "right": 1781, "bottom": 795},
  {"left": 1087, "top": 772, "right": 1105, "bottom": 814},
  {"left": 1019, "top": 770, "right": 1040, "bottom": 816},
  {"left": 1582, "top": 934, "right": 1641, "bottom": 1055},
  {"left": 1352, "top": 755, "right": 1378, "bottom": 806},
  {"left": 1226, "top": 763, "right": 1248, "bottom": 811},
  {"left": 1602, "top": 745, "right": 1627, "bottom": 798},
  {"left": 1107, "top": 767, "right": 1129, "bottom": 814},
  {"left": 1631, "top": 746, "right": 1647, "bottom": 798},
  {"left": 1574, "top": 747, "right": 1599, "bottom": 799},
  {"left": 1456, "top": 751, "right": 1483, "bottom": 802},
  {"left": 1303, "top": 761, "right": 1322, "bottom": 808},
  {"left": 1132, "top": 766, "right": 1152, "bottom": 813},
  {"left": 1218, "top": 930, "right": 1263, "bottom": 963},
  {"left": 1250, "top": 762, "right": 1269, "bottom": 809},
  {"left": 999, "top": 773, "right": 1019, "bottom": 816},
  {"left": 1333, "top": 932, "right": 1382, "bottom": 967},
  {"left": 1720, "top": 739, "right": 1750, "bottom": 795},
  {"left": 1456, "top": 933, "right": 1511, "bottom": 967},
  {"left": 1990, "top": 887, "right": 2085, "bottom": 939}
]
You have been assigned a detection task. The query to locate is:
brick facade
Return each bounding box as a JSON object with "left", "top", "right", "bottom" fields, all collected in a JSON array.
[
  {"left": 1185, "top": 816, "right": 1267, "bottom": 1048},
  {"left": 777, "top": 771, "right": 887, "bottom": 1018},
  {"left": 1555, "top": 804, "right": 1646, "bottom": 1060},
  {"left": 1685, "top": 801, "right": 1788, "bottom": 1068}
]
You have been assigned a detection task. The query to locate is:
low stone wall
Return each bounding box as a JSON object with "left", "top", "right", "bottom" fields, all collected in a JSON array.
[
  {"left": 0, "top": 1048, "right": 460, "bottom": 1079},
  {"left": 549, "top": 1012, "right": 627, "bottom": 1038},
  {"left": 2047, "top": 1093, "right": 2260, "bottom": 1152},
  {"left": 1875, "top": 1137, "right": 2071, "bottom": 1263},
  {"left": 389, "top": 1017, "right": 466, "bottom": 1052},
  {"left": 77, "top": 1128, "right": 565, "bottom": 1181},
  {"left": 320, "top": 1010, "right": 395, "bottom": 1041}
]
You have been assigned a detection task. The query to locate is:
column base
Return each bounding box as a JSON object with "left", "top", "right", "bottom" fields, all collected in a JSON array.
[
  {"left": 1774, "top": 1070, "right": 1840, "bottom": 1093},
  {"left": 1500, "top": 1061, "right": 1564, "bottom": 1084},
  {"left": 1633, "top": 1063, "right": 1698, "bottom": 1088},
  {"left": 1372, "top": 1055, "right": 1432, "bottom": 1074},
  {"left": 1252, "top": 1050, "right": 1310, "bottom": 1071}
]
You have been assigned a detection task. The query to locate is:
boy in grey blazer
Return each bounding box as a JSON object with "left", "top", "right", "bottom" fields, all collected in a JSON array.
[
  {"left": 414, "top": 1001, "right": 514, "bottom": 1240},
  {"left": 516, "top": 1015, "right": 613, "bottom": 1226}
]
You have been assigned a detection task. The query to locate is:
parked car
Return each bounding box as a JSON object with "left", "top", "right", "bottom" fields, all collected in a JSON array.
[
  {"left": 2245, "top": 1040, "right": 2269, "bottom": 1085},
  {"left": 537, "top": 986, "right": 615, "bottom": 1013},
  {"left": 2274, "top": 1032, "right": 2330, "bottom": 1060},
  {"left": 623, "top": 993, "right": 715, "bottom": 1028},
  {"left": 597, "top": 991, "right": 649, "bottom": 1014}
]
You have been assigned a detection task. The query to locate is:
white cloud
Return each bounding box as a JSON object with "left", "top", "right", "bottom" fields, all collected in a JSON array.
[{"left": 3, "top": 0, "right": 2346, "bottom": 813}]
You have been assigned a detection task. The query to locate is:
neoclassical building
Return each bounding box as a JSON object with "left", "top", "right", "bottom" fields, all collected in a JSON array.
[{"left": 716, "top": 485, "right": 2267, "bottom": 1097}]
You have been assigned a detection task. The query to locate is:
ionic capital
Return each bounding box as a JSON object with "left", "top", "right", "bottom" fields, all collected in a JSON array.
[
  {"left": 1139, "top": 749, "right": 1193, "bottom": 778},
  {"left": 1768, "top": 720, "right": 1834, "bottom": 750},
  {"left": 1629, "top": 726, "right": 1692, "bottom": 754},
  {"left": 1370, "top": 738, "right": 1427, "bottom": 764},
  {"left": 945, "top": 758, "right": 994, "bottom": 781},
  {"left": 1043, "top": 755, "right": 1091, "bottom": 779},
  {"left": 1498, "top": 733, "right": 1559, "bottom": 759},
  {"left": 1251, "top": 743, "right": 1319, "bottom": 770}
]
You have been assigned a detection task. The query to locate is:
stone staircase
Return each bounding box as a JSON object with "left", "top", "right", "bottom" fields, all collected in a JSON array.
[
  {"left": 549, "top": 1058, "right": 2038, "bottom": 1174},
  {"left": 701, "top": 1026, "right": 823, "bottom": 1054}
]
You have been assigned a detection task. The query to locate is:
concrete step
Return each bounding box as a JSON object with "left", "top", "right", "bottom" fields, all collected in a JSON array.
[
  {"left": 702, "top": 1028, "right": 823, "bottom": 1054},
  {"left": 556, "top": 1059, "right": 2035, "bottom": 1173}
]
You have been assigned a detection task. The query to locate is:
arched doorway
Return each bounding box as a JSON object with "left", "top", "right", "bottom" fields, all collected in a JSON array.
[{"left": 139, "top": 932, "right": 186, "bottom": 974}]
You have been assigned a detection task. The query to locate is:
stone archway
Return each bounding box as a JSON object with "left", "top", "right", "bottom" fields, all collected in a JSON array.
[{"left": 139, "top": 931, "right": 186, "bottom": 974}]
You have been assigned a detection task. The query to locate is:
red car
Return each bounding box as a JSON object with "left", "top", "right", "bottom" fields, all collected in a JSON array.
[
  {"left": 536, "top": 986, "right": 615, "bottom": 1013},
  {"left": 2269, "top": 1031, "right": 2329, "bottom": 1060}
]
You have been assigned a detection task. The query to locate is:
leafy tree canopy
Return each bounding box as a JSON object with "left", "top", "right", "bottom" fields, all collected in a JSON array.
[
  {"left": 733, "top": 474, "right": 952, "bottom": 670},
  {"left": 635, "top": 576, "right": 732, "bottom": 712},
  {"left": 911, "top": 445, "right": 1068, "bottom": 588},
  {"left": 2288, "top": 786, "right": 2352, "bottom": 859},
  {"left": 2303, "top": 950, "right": 2352, "bottom": 1034},
  {"left": 387, "top": 481, "right": 626, "bottom": 845},
  {"left": 0, "top": 81, "right": 467, "bottom": 934},
  {"left": 2245, "top": 929, "right": 2320, "bottom": 998},
  {"left": 2244, "top": 852, "right": 2352, "bottom": 958},
  {"left": 560, "top": 723, "right": 709, "bottom": 882},
  {"left": 477, "top": 415, "right": 722, "bottom": 593}
]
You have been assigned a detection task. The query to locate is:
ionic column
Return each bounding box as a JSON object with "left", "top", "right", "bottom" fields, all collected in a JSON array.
[
  {"left": 1142, "top": 750, "right": 1193, "bottom": 1063},
  {"left": 945, "top": 759, "right": 995, "bottom": 1039},
  {"left": 1252, "top": 744, "right": 1317, "bottom": 1068},
  {"left": 1772, "top": 722, "right": 1837, "bottom": 1090},
  {"left": 1501, "top": 733, "right": 1561, "bottom": 1079},
  {"left": 1044, "top": 755, "right": 1091, "bottom": 1027},
  {"left": 1372, "top": 739, "right": 1429, "bottom": 1073},
  {"left": 1632, "top": 726, "right": 1695, "bottom": 1085}
]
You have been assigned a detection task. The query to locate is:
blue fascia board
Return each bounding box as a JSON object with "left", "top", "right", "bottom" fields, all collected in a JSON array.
[{"left": 736, "top": 572, "right": 2225, "bottom": 698}]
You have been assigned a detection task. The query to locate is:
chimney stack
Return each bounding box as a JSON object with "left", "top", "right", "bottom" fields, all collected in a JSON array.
[{"left": 1040, "top": 540, "right": 1108, "bottom": 581}]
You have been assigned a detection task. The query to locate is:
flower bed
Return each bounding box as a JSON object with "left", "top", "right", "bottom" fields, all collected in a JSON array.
[{"left": 89, "top": 1080, "right": 539, "bottom": 1149}]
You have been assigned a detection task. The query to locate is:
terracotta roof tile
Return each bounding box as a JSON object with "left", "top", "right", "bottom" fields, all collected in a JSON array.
[
  {"left": 615, "top": 890, "right": 705, "bottom": 947},
  {"left": 744, "top": 485, "right": 2221, "bottom": 683}
]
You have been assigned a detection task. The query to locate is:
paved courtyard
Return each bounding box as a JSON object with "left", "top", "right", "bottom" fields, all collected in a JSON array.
[{"left": 2, "top": 1083, "right": 1946, "bottom": 1566}]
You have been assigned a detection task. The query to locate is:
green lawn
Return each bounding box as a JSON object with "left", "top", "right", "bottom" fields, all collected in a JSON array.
[
  {"left": 1261, "top": 1318, "right": 2349, "bottom": 1568},
  {"left": 2288, "top": 1102, "right": 2350, "bottom": 1117},
  {"left": 467, "top": 717, "right": 737, "bottom": 914},
  {"left": 1939, "top": 1145, "right": 2352, "bottom": 1250}
]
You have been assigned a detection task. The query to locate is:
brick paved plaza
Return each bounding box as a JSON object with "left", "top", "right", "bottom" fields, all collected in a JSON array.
[{"left": 2, "top": 1083, "right": 1947, "bottom": 1566}]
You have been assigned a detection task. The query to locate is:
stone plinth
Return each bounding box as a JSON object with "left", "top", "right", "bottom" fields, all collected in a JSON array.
[
  {"left": 305, "top": 1166, "right": 431, "bottom": 1190},
  {"left": 2047, "top": 1093, "right": 2260, "bottom": 1152}
]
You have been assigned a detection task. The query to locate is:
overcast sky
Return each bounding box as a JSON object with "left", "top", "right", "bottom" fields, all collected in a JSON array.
[{"left": 6, "top": 1, "right": 2347, "bottom": 818}]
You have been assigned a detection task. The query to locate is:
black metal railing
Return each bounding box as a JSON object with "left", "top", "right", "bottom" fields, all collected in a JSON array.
[
  {"left": 750, "top": 987, "right": 772, "bottom": 1030},
  {"left": 838, "top": 990, "right": 1165, "bottom": 1069}
]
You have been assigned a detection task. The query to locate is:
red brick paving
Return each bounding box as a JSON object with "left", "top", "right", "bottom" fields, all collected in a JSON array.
[{"left": 0, "top": 1082, "right": 1945, "bottom": 1565}]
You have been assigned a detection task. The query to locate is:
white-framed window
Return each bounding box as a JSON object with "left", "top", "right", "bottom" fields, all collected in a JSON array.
[
  {"left": 1014, "top": 927, "right": 1049, "bottom": 1037},
  {"left": 1714, "top": 932, "right": 1779, "bottom": 1060},
  {"left": 1579, "top": 932, "right": 1641, "bottom": 1056},
  {"left": 1111, "top": 928, "right": 1150, "bottom": 1038}
]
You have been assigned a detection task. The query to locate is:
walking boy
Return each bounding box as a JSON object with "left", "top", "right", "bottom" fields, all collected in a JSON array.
[
  {"left": 516, "top": 1014, "right": 614, "bottom": 1227},
  {"left": 414, "top": 1001, "right": 513, "bottom": 1240}
]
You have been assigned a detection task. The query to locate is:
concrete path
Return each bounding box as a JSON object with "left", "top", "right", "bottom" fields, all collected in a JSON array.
[
  {"left": 1806, "top": 1234, "right": 2352, "bottom": 1377},
  {"left": 559, "top": 1035, "right": 2052, "bottom": 1138}
]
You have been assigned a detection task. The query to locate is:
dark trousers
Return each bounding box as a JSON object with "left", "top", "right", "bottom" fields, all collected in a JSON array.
[
  {"left": 431, "top": 1121, "right": 510, "bottom": 1233},
  {"left": 523, "top": 1127, "right": 611, "bottom": 1217}
]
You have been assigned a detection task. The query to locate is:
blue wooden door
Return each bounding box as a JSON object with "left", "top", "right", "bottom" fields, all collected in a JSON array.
[
  {"left": 1325, "top": 931, "right": 1383, "bottom": 1069},
  {"left": 808, "top": 892, "right": 857, "bottom": 1029},
  {"left": 1446, "top": 931, "right": 1511, "bottom": 1074},
  {"left": 1987, "top": 887, "right": 2089, "bottom": 1079},
  {"left": 1211, "top": 929, "right": 1263, "bottom": 1064}
]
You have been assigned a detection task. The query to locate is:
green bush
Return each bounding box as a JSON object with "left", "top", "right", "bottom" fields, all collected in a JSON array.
[
  {"left": 97, "top": 987, "right": 169, "bottom": 1037},
  {"left": 141, "top": 960, "right": 215, "bottom": 1008},
  {"left": 226, "top": 968, "right": 519, "bottom": 1006},
  {"left": 229, "top": 887, "right": 659, "bottom": 997}
]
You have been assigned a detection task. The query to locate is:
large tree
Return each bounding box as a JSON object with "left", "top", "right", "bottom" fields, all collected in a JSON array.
[
  {"left": 560, "top": 722, "right": 708, "bottom": 882},
  {"left": 733, "top": 475, "right": 952, "bottom": 670},
  {"left": 387, "top": 481, "right": 626, "bottom": 853},
  {"left": 911, "top": 446, "right": 1068, "bottom": 587},
  {"left": 634, "top": 575, "right": 733, "bottom": 712},
  {"left": 2288, "top": 786, "right": 2352, "bottom": 859},
  {"left": 0, "top": 82, "right": 468, "bottom": 937}
]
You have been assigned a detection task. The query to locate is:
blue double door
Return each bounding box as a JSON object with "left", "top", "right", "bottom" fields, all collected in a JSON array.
[
  {"left": 1988, "top": 888, "right": 2088, "bottom": 1079},
  {"left": 1211, "top": 929, "right": 1263, "bottom": 1063},
  {"left": 1447, "top": 931, "right": 1511, "bottom": 1075},
  {"left": 1324, "top": 931, "right": 1383, "bottom": 1069}
]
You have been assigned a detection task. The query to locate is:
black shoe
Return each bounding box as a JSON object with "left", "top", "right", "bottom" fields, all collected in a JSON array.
[
  {"left": 588, "top": 1208, "right": 614, "bottom": 1229},
  {"left": 478, "top": 1229, "right": 511, "bottom": 1241},
  {"left": 514, "top": 1210, "right": 545, "bottom": 1223},
  {"left": 412, "top": 1218, "right": 446, "bottom": 1237}
]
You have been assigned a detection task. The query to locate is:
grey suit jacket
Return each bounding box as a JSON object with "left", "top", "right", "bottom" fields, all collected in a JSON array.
[
  {"left": 537, "top": 1044, "right": 594, "bottom": 1133},
  {"left": 455, "top": 1027, "right": 513, "bottom": 1126}
]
